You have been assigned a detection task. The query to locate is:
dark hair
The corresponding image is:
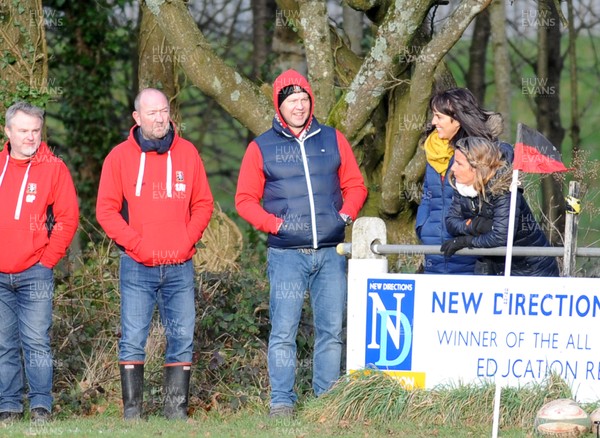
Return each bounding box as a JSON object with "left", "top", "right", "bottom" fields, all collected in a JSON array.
[{"left": 429, "top": 88, "right": 500, "bottom": 145}]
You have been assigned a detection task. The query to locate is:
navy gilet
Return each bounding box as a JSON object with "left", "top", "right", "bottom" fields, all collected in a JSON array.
[{"left": 255, "top": 119, "right": 346, "bottom": 249}]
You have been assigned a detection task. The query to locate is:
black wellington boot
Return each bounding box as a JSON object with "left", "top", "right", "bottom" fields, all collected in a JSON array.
[
  {"left": 163, "top": 364, "right": 191, "bottom": 420},
  {"left": 119, "top": 363, "right": 144, "bottom": 420}
]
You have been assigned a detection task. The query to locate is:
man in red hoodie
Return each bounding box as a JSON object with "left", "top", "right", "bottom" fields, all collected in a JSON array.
[
  {"left": 235, "top": 70, "right": 367, "bottom": 417},
  {"left": 96, "top": 88, "right": 213, "bottom": 420},
  {"left": 0, "top": 102, "right": 79, "bottom": 424}
]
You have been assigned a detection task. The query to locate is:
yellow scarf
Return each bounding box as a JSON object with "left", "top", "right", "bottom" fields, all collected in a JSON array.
[{"left": 424, "top": 131, "right": 454, "bottom": 176}]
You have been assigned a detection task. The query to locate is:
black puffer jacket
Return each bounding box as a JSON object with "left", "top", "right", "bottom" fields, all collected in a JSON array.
[{"left": 446, "top": 164, "right": 559, "bottom": 276}]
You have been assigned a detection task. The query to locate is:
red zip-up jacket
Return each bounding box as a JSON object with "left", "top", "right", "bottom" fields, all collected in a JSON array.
[
  {"left": 0, "top": 141, "right": 79, "bottom": 273},
  {"left": 96, "top": 126, "right": 214, "bottom": 266}
]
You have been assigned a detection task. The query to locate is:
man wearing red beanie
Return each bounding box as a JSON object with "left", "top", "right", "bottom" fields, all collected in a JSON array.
[{"left": 235, "top": 69, "right": 367, "bottom": 417}]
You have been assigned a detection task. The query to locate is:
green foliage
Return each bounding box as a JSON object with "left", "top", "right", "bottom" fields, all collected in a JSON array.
[
  {"left": 43, "top": 1, "right": 136, "bottom": 228},
  {"left": 51, "top": 223, "right": 121, "bottom": 415},
  {"left": 0, "top": 81, "right": 51, "bottom": 130},
  {"left": 0, "top": 0, "right": 50, "bottom": 132},
  {"left": 49, "top": 224, "right": 318, "bottom": 415},
  {"left": 0, "top": 50, "right": 17, "bottom": 69},
  {"left": 191, "top": 268, "right": 271, "bottom": 410},
  {"left": 192, "top": 263, "right": 316, "bottom": 410}
]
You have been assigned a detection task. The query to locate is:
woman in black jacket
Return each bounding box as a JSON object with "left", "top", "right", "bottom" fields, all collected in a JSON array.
[
  {"left": 441, "top": 136, "right": 559, "bottom": 276},
  {"left": 415, "top": 87, "right": 512, "bottom": 274}
]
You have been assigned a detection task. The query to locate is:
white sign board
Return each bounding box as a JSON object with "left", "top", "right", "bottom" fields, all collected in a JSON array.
[{"left": 347, "top": 269, "right": 600, "bottom": 402}]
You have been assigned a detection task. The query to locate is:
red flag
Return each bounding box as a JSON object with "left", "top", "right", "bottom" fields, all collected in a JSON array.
[{"left": 514, "top": 123, "right": 569, "bottom": 173}]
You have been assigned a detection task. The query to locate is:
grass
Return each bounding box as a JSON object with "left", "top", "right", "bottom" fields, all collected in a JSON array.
[
  {"left": 303, "top": 370, "right": 579, "bottom": 435},
  {"left": 0, "top": 409, "right": 532, "bottom": 438},
  {"left": 2, "top": 371, "right": 591, "bottom": 437}
]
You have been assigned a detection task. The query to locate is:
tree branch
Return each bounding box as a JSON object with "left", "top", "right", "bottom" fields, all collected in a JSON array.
[
  {"left": 147, "top": 0, "right": 272, "bottom": 136},
  {"left": 333, "top": 0, "right": 433, "bottom": 142}
]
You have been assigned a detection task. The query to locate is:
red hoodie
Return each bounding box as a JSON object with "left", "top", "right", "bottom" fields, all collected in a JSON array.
[
  {"left": 0, "top": 142, "right": 79, "bottom": 273},
  {"left": 96, "top": 126, "right": 214, "bottom": 266}
]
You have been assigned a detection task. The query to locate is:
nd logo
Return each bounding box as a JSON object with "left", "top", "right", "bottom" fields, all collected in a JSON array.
[{"left": 365, "top": 279, "right": 415, "bottom": 370}]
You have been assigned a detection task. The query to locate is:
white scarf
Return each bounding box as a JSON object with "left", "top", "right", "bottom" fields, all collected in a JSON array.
[{"left": 456, "top": 182, "right": 478, "bottom": 198}]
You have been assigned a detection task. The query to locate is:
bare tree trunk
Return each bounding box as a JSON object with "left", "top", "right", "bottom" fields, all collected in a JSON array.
[
  {"left": 489, "top": 0, "right": 511, "bottom": 141},
  {"left": 272, "top": 4, "right": 306, "bottom": 76},
  {"left": 138, "top": 2, "right": 181, "bottom": 126},
  {"left": 251, "top": 0, "right": 276, "bottom": 81},
  {"left": 248, "top": 0, "right": 276, "bottom": 147},
  {"left": 337, "top": 0, "right": 435, "bottom": 141},
  {"left": 149, "top": 0, "right": 273, "bottom": 136},
  {"left": 466, "top": 9, "right": 490, "bottom": 103},
  {"left": 0, "top": 0, "right": 47, "bottom": 124},
  {"left": 536, "top": 0, "right": 565, "bottom": 245},
  {"left": 566, "top": 0, "right": 580, "bottom": 154},
  {"left": 298, "top": 0, "right": 335, "bottom": 119},
  {"left": 342, "top": 3, "right": 364, "bottom": 56}
]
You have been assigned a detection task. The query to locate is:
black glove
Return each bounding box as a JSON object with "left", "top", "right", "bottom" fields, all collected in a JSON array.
[
  {"left": 469, "top": 216, "right": 493, "bottom": 235},
  {"left": 441, "top": 236, "right": 474, "bottom": 258}
]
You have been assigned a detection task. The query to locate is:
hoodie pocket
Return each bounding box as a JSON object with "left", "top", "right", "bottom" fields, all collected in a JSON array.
[
  {"left": 0, "top": 226, "right": 36, "bottom": 271},
  {"left": 135, "top": 220, "right": 193, "bottom": 265}
]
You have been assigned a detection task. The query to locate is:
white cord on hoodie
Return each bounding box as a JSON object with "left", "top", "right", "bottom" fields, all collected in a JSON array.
[
  {"left": 166, "top": 150, "right": 172, "bottom": 198},
  {"left": 14, "top": 162, "right": 32, "bottom": 220},
  {"left": 0, "top": 155, "right": 8, "bottom": 188},
  {"left": 134, "top": 151, "right": 173, "bottom": 198},
  {"left": 135, "top": 152, "right": 146, "bottom": 197}
]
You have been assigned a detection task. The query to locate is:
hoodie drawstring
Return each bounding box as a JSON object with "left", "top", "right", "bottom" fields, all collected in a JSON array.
[
  {"left": 14, "top": 162, "right": 32, "bottom": 220},
  {"left": 0, "top": 155, "right": 8, "bottom": 188},
  {"left": 135, "top": 151, "right": 172, "bottom": 198},
  {"left": 135, "top": 152, "right": 146, "bottom": 197},
  {"left": 166, "top": 150, "right": 172, "bottom": 198}
]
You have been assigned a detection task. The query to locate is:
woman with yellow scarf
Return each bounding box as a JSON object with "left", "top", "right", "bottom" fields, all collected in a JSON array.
[{"left": 415, "top": 88, "right": 512, "bottom": 274}]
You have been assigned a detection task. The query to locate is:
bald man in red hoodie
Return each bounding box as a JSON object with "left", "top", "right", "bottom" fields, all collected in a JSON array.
[
  {"left": 0, "top": 102, "right": 79, "bottom": 424},
  {"left": 96, "top": 88, "right": 213, "bottom": 421}
]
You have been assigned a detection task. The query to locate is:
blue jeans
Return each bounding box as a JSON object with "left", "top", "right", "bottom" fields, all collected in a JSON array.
[
  {"left": 267, "top": 246, "right": 347, "bottom": 407},
  {"left": 0, "top": 263, "right": 54, "bottom": 413},
  {"left": 119, "top": 254, "right": 195, "bottom": 364}
]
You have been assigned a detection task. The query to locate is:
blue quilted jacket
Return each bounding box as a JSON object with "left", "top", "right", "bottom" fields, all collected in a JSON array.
[
  {"left": 255, "top": 118, "right": 345, "bottom": 249},
  {"left": 415, "top": 156, "right": 477, "bottom": 274}
]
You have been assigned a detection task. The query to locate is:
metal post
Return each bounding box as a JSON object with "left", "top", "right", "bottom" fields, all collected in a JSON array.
[
  {"left": 345, "top": 217, "right": 388, "bottom": 375},
  {"left": 563, "top": 181, "right": 581, "bottom": 276}
]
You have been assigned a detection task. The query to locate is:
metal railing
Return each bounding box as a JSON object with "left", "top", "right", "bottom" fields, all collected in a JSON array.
[
  {"left": 339, "top": 182, "right": 597, "bottom": 275},
  {"left": 337, "top": 243, "right": 600, "bottom": 257}
]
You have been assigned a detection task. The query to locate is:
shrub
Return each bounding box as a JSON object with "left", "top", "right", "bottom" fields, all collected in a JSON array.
[{"left": 50, "top": 218, "right": 317, "bottom": 416}]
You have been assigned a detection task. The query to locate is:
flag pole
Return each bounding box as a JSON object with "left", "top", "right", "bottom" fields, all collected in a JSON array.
[
  {"left": 503, "top": 169, "right": 520, "bottom": 278},
  {"left": 492, "top": 123, "right": 523, "bottom": 438},
  {"left": 491, "top": 122, "right": 569, "bottom": 437},
  {"left": 491, "top": 167, "right": 519, "bottom": 438}
]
